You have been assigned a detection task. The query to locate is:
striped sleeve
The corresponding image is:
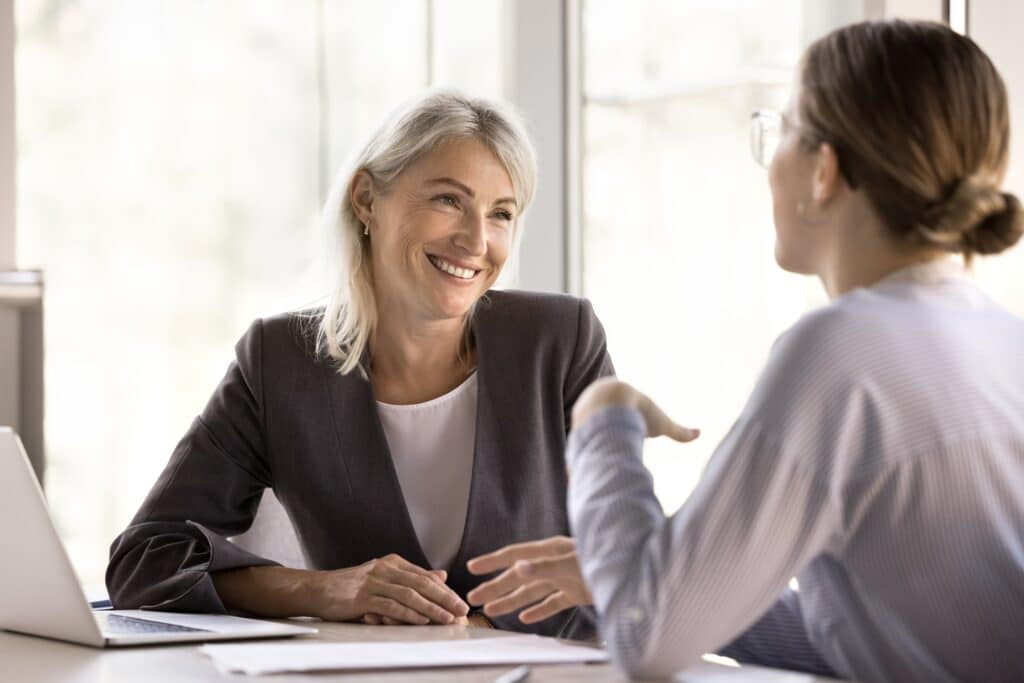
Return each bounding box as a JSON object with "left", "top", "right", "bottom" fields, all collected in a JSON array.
[{"left": 567, "top": 405, "right": 838, "bottom": 679}]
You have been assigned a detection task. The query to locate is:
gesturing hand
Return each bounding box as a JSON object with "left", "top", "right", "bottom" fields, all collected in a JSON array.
[
  {"left": 465, "top": 536, "right": 591, "bottom": 624},
  {"left": 572, "top": 377, "right": 700, "bottom": 443},
  {"left": 312, "top": 553, "right": 469, "bottom": 625}
]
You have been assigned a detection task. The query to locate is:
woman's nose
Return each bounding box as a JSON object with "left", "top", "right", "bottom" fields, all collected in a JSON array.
[{"left": 453, "top": 211, "right": 488, "bottom": 256}]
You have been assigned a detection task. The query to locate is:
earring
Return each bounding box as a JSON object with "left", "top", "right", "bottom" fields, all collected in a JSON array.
[{"left": 363, "top": 222, "right": 369, "bottom": 236}]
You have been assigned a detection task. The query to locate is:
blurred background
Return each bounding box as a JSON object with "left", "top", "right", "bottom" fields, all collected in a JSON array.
[{"left": 1, "top": 0, "right": 1021, "bottom": 589}]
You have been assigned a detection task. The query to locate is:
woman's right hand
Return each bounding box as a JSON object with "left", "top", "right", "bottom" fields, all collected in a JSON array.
[{"left": 311, "top": 554, "right": 470, "bottom": 625}]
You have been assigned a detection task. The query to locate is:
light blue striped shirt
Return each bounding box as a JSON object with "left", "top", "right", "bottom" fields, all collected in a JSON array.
[{"left": 568, "top": 260, "right": 1024, "bottom": 682}]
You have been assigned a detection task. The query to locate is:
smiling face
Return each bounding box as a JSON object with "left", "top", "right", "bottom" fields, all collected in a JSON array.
[{"left": 358, "top": 136, "right": 518, "bottom": 324}]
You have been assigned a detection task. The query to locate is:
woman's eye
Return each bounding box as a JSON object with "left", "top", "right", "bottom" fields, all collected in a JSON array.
[
  {"left": 493, "top": 210, "right": 514, "bottom": 222},
  {"left": 435, "top": 194, "right": 460, "bottom": 208}
]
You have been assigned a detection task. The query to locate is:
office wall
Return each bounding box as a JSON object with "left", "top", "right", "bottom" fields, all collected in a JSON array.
[
  {"left": 969, "top": 0, "right": 1024, "bottom": 313},
  {"left": 881, "top": 0, "right": 943, "bottom": 20},
  {"left": 972, "top": 1, "right": 1023, "bottom": 194},
  {"left": 504, "top": 0, "right": 570, "bottom": 293},
  {"left": 1, "top": 0, "right": 11, "bottom": 267},
  {"left": 1, "top": 0, "right": 18, "bottom": 439}
]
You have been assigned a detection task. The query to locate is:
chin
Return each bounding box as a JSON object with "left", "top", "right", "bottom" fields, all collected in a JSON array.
[
  {"left": 774, "top": 241, "right": 813, "bottom": 275},
  {"left": 432, "top": 291, "right": 482, "bottom": 320}
]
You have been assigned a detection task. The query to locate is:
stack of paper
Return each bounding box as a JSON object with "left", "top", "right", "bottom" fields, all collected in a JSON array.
[{"left": 201, "top": 634, "right": 608, "bottom": 675}]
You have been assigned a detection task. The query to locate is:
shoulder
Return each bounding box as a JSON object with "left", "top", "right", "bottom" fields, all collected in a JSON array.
[
  {"left": 475, "top": 289, "right": 600, "bottom": 338},
  {"left": 477, "top": 289, "right": 590, "bottom": 321},
  {"left": 745, "top": 296, "right": 883, "bottom": 426},
  {"left": 473, "top": 291, "right": 609, "bottom": 376},
  {"left": 771, "top": 299, "right": 861, "bottom": 368},
  {"left": 769, "top": 291, "right": 894, "bottom": 376},
  {"left": 234, "top": 310, "right": 323, "bottom": 371}
]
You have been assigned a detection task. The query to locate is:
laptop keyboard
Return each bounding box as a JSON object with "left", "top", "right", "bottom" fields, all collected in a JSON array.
[{"left": 96, "top": 612, "right": 209, "bottom": 635}]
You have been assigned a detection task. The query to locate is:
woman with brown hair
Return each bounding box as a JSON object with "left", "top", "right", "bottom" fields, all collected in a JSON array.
[{"left": 552, "top": 20, "right": 1023, "bottom": 681}]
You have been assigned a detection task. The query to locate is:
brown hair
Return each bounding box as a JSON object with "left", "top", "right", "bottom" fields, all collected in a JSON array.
[{"left": 797, "top": 19, "right": 1022, "bottom": 260}]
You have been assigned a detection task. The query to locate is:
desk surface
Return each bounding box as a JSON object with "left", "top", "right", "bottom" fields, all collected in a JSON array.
[{"left": 0, "top": 620, "right": 840, "bottom": 682}]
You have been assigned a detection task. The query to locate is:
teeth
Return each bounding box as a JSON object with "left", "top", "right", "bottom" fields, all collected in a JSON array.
[{"left": 429, "top": 255, "right": 477, "bottom": 280}]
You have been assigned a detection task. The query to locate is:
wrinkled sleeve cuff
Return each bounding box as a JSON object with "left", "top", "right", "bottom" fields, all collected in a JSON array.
[{"left": 135, "top": 521, "right": 280, "bottom": 614}]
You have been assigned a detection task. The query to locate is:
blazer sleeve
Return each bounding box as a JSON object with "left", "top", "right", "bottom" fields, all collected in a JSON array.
[
  {"left": 564, "top": 297, "right": 616, "bottom": 426},
  {"left": 105, "top": 319, "right": 280, "bottom": 613}
]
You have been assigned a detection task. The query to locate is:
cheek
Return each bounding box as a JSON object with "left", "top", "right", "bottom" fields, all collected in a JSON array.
[
  {"left": 767, "top": 149, "right": 804, "bottom": 271},
  {"left": 769, "top": 143, "right": 806, "bottom": 229}
]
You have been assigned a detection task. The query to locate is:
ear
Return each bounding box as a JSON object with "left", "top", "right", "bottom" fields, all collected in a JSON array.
[
  {"left": 349, "top": 170, "right": 376, "bottom": 225},
  {"left": 811, "top": 142, "right": 843, "bottom": 207}
]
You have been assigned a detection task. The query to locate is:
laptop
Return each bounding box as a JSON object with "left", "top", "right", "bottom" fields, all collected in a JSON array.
[{"left": 0, "top": 427, "right": 318, "bottom": 647}]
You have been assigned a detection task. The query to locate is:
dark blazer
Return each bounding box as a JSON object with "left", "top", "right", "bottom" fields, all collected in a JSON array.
[{"left": 106, "top": 290, "right": 614, "bottom": 639}]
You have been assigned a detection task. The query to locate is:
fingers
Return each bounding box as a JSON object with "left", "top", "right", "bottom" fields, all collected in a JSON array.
[
  {"left": 467, "top": 536, "right": 574, "bottom": 575},
  {"left": 466, "top": 565, "right": 525, "bottom": 606},
  {"left": 377, "top": 556, "right": 468, "bottom": 618},
  {"left": 365, "top": 596, "right": 431, "bottom": 625},
  {"left": 519, "top": 553, "right": 593, "bottom": 606},
  {"left": 479, "top": 580, "right": 556, "bottom": 618},
  {"left": 362, "top": 613, "right": 409, "bottom": 626},
  {"left": 467, "top": 543, "right": 539, "bottom": 575},
  {"left": 640, "top": 395, "right": 699, "bottom": 442},
  {"left": 572, "top": 379, "right": 699, "bottom": 444},
  {"left": 373, "top": 578, "right": 462, "bottom": 625},
  {"left": 667, "top": 422, "right": 700, "bottom": 443},
  {"left": 387, "top": 554, "right": 448, "bottom": 585},
  {"left": 385, "top": 566, "right": 469, "bottom": 620},
  {"left": 515, "top": 553, "right": 577, "bottom": 582},
  {"left": 519, "top": 591, "right": 572, "bottom": 624}
]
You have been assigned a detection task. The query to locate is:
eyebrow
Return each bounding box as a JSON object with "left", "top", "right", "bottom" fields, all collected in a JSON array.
[{"left": 425, "top": 177, "right": 517, "bottom": 208}]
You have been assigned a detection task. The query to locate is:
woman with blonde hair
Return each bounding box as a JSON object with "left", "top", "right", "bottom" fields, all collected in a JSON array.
[
  {"left": 107, "top": 90, "right": 612, "bottom": 639},
  {"left": 556, "top": 20, "right": 1024, "bottom": 680}
]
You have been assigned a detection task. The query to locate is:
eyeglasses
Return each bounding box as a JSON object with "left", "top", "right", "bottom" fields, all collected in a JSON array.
[{"left": 750, "top": 109, "right": 782, "bottom": 168}]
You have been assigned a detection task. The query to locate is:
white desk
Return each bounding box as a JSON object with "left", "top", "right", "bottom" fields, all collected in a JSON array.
[{"left": 0, "top": 621, "right": 842, "bottom": 682}]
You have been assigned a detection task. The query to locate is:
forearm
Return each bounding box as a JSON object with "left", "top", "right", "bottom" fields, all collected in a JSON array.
[
  {"left": 212, "top": 565, "right": 323, "bottom": 618},
  {"left": 568, "top": 408, "right": 834, "bottom": 679},
  {"left": 567, "top": 407, "right": 680, "bottom": 675}
]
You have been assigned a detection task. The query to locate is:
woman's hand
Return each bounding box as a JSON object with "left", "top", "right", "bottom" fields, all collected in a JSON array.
[
  {"left": 465, "top": 536, "right": 591, "bottom": 624},
  {"left": 311, "top": 554, "right": 469, "bottom": 625},
  {"left": 572, "top": 377, "right": 700, "bottom": 443}
]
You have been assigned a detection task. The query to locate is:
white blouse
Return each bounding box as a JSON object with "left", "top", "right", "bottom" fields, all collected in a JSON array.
[{"left": 376, "top": 372, "right": 478, "bottom": 571}]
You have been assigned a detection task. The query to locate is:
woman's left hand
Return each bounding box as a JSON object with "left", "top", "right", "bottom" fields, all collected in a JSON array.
[{"left": 466, "top": 536, "right": 592, "bottom": 624}]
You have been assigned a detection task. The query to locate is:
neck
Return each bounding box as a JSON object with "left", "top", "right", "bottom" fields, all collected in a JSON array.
[
  {"left": 816, "top": 204, "right": 947, "bottom": 299},
  {"left": 370, "top": 300, "right": 474, "bottom": 405}
]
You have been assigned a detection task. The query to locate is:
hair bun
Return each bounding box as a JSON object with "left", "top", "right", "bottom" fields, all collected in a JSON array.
[
  {"left": 964, "top": 190, "right": 1024, "bottom": 255},
  {"left": 918, "top": 177, "right": 1024, "bottom": 255}
]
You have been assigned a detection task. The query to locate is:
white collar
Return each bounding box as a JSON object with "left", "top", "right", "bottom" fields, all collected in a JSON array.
[{"left": 871, "top": 258, "right": 966, "bottom": 290}]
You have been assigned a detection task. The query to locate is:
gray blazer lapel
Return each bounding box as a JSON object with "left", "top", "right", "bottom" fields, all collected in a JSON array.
[
  {"left": 322, "top": 364, "right": 431, "bottom": 569},
  {"left": 446, "top": 308, "right": 537, "bottom": 592}
]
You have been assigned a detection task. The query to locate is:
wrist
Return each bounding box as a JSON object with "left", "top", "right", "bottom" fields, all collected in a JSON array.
[
  {"left": 294, "top": 569, "right": 329, "bottom": 618},
  {"left": 572, "top": 381, "right": 639, "bottom": 429}
]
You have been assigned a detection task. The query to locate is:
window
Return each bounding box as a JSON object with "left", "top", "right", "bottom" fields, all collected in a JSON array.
[
  {"left": 580, "top": 0, "right": 819, "bottom": 512},
  {"left": 580, "top": 0, "right": 1024, "bottom": 514},
  {"left": 16, "top": 0, "right": 501, "bottom": 587}
]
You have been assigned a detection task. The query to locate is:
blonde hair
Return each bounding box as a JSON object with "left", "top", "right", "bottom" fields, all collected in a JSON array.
[
  {"left": 797, "top": 20, "right": 1023, "bottom": 261},
  {"left": 315, "top": 90, "right": 537, "bottom": 375}
]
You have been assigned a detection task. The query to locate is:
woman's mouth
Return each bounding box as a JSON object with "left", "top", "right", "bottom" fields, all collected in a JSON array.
[{"left": 427, "top": 255, "right": 480, "bottom": 281}]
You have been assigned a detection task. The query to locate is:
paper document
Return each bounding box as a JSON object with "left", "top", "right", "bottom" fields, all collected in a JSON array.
[{"left": 200, "top": 634, "right": 608, "bottom": 675}]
